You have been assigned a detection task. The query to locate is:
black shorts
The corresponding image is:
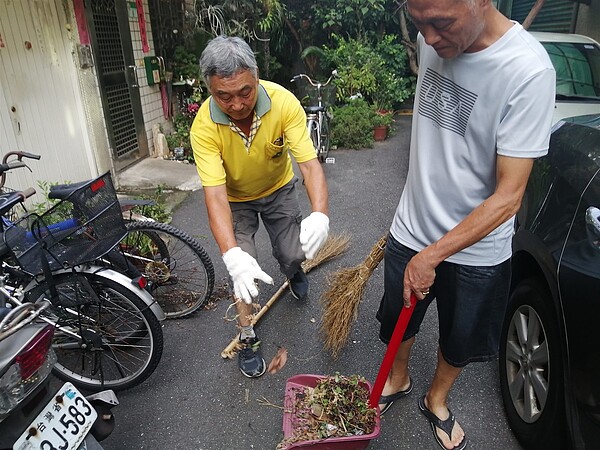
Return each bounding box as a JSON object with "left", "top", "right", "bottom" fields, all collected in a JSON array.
[
  {"left": 376, "top": 234, "right": 511, "bottom": 367},
  {"left": 230, "top": 177, "right": 304, "bottom": 279}
]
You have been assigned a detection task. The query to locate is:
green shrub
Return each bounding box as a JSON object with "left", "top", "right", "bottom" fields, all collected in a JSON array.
[
  {"left": 331, "top": 98, "right": 375, "bottom": 149},
  {"left": 131, "top": 185, "right": 172, "bottom": 223},
  {"left": 172, "top": 46, "right": 200, "bottom": 82},
  {"left": 29, "top": 180, "right": 73, "bottom": 223},
  {"left": 166, "top": 113, "right": 192, "bottom": 151},
  {"left": 323, "top": 34, "right": 416, "bottom": 110}
]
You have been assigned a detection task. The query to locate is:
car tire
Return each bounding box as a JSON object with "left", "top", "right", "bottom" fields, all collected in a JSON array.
[{"left": 499, "top": 277, "right": 567, "bottom": 449}]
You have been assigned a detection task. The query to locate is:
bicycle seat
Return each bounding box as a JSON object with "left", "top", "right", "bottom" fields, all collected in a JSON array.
[
  {"left": 305, "top": 106, "right": 326, "bottom": 114},
  {"left": 48, "top": 180, "right": 88, "bottom": 200},
  {"left": 0, "top": 191, "right": 28, "bottom": 217}
]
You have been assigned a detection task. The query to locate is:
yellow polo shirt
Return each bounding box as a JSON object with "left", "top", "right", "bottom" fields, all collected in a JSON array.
[{"left": 190, "top": 80, "right": 316, "bottom": 202}]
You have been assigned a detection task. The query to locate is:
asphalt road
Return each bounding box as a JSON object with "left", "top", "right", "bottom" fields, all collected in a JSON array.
[{"left": 99, "top": 115, "right": 523, "bottom": 450}]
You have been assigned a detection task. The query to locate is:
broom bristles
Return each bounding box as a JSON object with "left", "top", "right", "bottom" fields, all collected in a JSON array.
[
  {"left": 302, "top": 232, "right": 351, "bottom": 273},
  {"left": 320, "top": 234, "right": 388, "bottom": 358},
  {"left": 221, "top": 232, "right": 350, "bottom": 359}
]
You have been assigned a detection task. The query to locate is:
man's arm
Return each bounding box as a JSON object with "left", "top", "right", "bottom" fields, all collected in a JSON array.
[
  {"left": 204, "top": 184, "right": 237, "bottom": 254},
  {"left": 402, "top": 155, "right": 534, "bottom": 303},
  {"left": 296, "top": 158, "right": 330, "bottom": 259},
  {"left": 204, "top": 184, "right": 273, "bottom": 302},
  {"left": 298, "top": 158, "right": 329, "bottom": 214}
]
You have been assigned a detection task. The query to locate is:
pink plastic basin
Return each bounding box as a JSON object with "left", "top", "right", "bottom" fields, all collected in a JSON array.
[{"left": 282, "top": 374, "right": 381, "bottom": 450}]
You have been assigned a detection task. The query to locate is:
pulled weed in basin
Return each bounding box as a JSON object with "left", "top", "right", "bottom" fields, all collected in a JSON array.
[{"left": 277, "top": 373, "right": 377, "bottom": 449}]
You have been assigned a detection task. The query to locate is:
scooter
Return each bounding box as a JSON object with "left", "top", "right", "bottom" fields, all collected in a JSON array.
[{"left": 0, "top": 301, "right": 118, "bottom": 450}]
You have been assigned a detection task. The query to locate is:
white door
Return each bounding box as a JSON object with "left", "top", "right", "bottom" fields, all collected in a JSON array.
[{"left": 0, "top": 0, "right": 94, "bottom": 195}]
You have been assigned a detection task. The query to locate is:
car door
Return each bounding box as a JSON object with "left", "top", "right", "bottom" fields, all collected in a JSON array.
[{"left": 558, "top": 167, "right": 600, "bottom": 448}]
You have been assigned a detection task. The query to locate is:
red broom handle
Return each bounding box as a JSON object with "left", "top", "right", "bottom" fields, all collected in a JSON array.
[{"left": 369, "top": 294, "right": 417, "bottom": 408}]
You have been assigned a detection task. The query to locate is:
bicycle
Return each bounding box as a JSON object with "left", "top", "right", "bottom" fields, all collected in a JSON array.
[
  {"left": 113, "top": 218, "right": 215, "bottom": 319},
  {"left": 3, "top": 151, "right": 215, "bottom": 319},
  {"left": 291, "top": 70, "right": 339, "bottom": 162},
  {"left": 0, "top": 166, "right": 165, "bottom": 392},
  {"left": 54, "top": 192, "right": 216, "bottom": 319}
]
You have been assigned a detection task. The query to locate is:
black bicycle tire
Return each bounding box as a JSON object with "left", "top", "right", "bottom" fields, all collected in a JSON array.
[
  {"left": 319, "top": 115, "right": 331, "bottom": 162},
  {"left": 27, "top": 272, "right": 163, "bottom": 392},
  {"left": 123, "top": 221, "right": 215, "bottom": 318}
]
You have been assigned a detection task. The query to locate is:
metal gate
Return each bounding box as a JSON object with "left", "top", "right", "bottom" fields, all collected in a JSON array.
[
  {"left": 148, "top": 0, "right": 185, "bottom": 63},
  {"left": 85, "top": 0, "right": 148, "bottom": 170},
  {"left": 511, "top": 0, "right": 576, "bottom": 32}
]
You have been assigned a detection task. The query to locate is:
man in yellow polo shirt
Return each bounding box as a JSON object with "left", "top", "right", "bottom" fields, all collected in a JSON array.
[{"left": 190, "top": 35, "right": 329, "bottom": 378}]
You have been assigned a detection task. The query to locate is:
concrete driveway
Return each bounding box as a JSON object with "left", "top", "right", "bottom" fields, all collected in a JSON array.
[{"left": 101, "top": 115, "right": 522, "bottom": 450}]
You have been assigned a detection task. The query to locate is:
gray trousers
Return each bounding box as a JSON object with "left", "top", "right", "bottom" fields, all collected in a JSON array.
[{"left": 230, "top": 177, "right": 304, "bottom": 279}]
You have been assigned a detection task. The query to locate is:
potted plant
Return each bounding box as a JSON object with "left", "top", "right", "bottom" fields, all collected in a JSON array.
[
  {"left": 371, "top": 108, "right": 394, "bottom": 141},
  {"left": 165, "top": 114, "right": 192, "bottom": 159}
]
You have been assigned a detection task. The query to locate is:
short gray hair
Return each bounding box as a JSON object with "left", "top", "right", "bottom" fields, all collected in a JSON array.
[
  {"left": 199, "top": 35, "right": 258, "bottom": 86},
  {"left": 462, "top": 0, "right": 478, "bottom": 12}
]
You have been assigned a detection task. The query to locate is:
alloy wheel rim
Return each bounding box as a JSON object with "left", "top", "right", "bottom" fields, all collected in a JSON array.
[{"left": 505, "top": 304, "right": 550, "bottom": 423}]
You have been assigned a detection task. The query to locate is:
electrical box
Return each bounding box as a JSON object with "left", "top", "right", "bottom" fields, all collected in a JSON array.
[{"left": 144, "top": 56, "right": 161, "bottom": 85}]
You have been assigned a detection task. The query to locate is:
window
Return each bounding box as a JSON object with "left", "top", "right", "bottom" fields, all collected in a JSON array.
[{"left": 543, "top": 42, "right": 600, "bottom": 97}]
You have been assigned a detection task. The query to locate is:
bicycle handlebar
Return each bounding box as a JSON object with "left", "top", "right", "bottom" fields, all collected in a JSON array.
[
  {"left": 0, "top": 161, "right": 27, "bottom": 173},
  {"left": 21, "top": 187, "right": 36, "bottom": 198},
  {"left": 0, "top": 300, "right": 52, "bottom": 341},
  {"left": 0, "top": 151, "right": 41, "bottom": 189},
  {"left": 2, "top": 151, "right": 41, "bottom": 165},
  {"left": 291, "top": 70, "right": 339, "bottom": 87}
]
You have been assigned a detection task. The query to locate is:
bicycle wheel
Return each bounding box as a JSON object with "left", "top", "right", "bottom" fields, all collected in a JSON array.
[
  {"left": 307, "top": 118, "right": 320, "bottom": 158},
  {"left": 319, "top": 114, "right": 331, "bottom": 162},
  {"left": 26, "top": 272, "right": 163, "bottom": 392},
  {"left": 119, "top": 221, "right": 215, "bottom": 318}
]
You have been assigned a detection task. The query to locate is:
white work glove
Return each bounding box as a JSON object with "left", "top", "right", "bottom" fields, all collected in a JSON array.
[
  {"left": 299, "top": 212, "right": 329, "bottom": 260},
  {"left": 222, "top": 247, "right": 273, "bottom": 304}
]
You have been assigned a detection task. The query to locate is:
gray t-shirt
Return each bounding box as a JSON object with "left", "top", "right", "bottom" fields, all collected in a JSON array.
[{"left": 390, "top": 23, "right": 555, "bottom": 265}]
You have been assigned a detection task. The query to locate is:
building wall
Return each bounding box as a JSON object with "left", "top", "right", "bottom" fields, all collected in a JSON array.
[
  {"left": 575, "top": 0, "right": 600, "bottom": 42},
  {"left": 0, "top": 0, "right": 170, "bottom": 204},
  {"left": 128, "top": 0, "right": 166, "bottom": 157},
  {"left": 0, "top": 0, "right": 97, "bottom": 200}
]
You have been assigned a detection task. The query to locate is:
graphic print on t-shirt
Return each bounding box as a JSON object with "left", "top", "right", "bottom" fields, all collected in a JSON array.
[{"left": 418, "top": 69, "right": 478, "bottom": 137}]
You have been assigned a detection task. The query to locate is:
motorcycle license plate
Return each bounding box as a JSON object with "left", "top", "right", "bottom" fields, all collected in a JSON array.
[{"left": 13, "top": 383, "right": 97, "bottom": 450}]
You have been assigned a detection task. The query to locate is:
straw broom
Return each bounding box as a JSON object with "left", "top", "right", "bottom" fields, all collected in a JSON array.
[
  {"left": 221, "top": 233, "right": 350, "bottom": 359},
  {"left": 320, "top": 233, "right": 387, "bottom": 358}
]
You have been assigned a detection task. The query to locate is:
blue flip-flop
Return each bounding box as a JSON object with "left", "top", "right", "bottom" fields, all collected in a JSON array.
[
  {"left": 378, "top": 377, "right": 413, "bottom": 415},
  {"left": 418, "top": 395, "right": 468, "bottom": 450}
]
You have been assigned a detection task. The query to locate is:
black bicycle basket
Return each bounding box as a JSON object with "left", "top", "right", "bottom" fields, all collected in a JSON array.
[
  {"left": 295, "top": 79, "right": 337, "bottom": 108},
  {"left": 4, "top": 172, "right": 127, "bottom": 275}
]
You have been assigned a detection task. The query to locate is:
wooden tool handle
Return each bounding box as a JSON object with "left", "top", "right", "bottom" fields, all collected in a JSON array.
[{"left": 220, "top": 280, "right": 290, "bottom": 359}]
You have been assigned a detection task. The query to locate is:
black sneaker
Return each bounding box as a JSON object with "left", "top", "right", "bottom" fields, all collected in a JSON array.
[
  {"left": 289, "top": 270, "right": 309, "bottom": 300},
  {"left": 238, "top": 336, "right": 266, "bottom": 378}
]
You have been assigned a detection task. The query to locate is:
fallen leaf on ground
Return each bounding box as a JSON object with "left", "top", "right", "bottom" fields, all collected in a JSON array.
[{"left": 267, "top": 347, "right": 288, "bottom": 374}]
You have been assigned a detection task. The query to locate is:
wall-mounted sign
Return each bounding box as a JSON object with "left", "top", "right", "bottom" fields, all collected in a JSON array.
[{"left": 136, "top": 0, "right": 149, "bottom": 53}]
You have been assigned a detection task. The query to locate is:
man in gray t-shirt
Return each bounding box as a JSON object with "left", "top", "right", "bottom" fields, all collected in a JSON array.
[{"left": 376, "top": 1, "right": 555, "bottom": 449}]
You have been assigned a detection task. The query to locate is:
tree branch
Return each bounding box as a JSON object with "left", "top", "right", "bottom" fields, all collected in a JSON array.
[
  {"left": 522, "top": 0, "right": 546, "bottom": 30},
  {"left": 399, "top": 6, "right": 418, "bottom": 75},
  {"left": 284, "top": 16, "right": 303, "bottom": 55}
]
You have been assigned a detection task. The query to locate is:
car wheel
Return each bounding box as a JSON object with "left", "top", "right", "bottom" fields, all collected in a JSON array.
[{"left": 499, "top": 278, "right": 567, "bottom": 449}]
